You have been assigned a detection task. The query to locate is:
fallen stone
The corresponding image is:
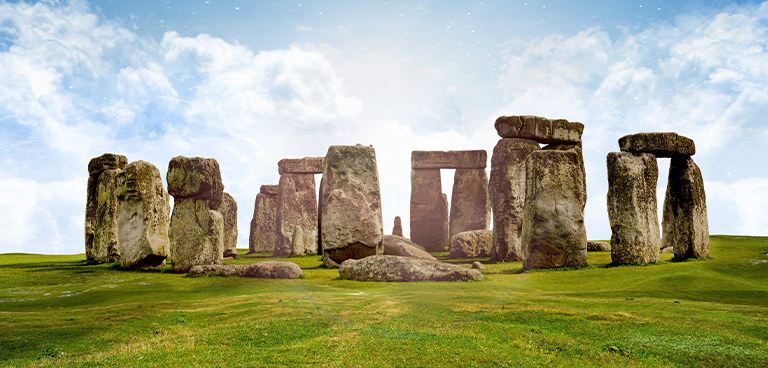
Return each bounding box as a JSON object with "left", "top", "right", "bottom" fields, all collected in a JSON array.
[
  {"left": 115, "top": 160, "right": 170, "bottom": 268},
  {"left": 382, "top": 235, "right": 435, "bottom": 261},
  {"left": 221, "top": 192, "right": 238, "bottom": 258},
  {"left": 275, "top": 173, "right": 318, "bottom": 257},
  {"left": 249, "top": 185, "right": 277, "bottom": 254},
  {"left": 166, "top": 156, "right": 224, "bottom": 209},
  {"left": 494, "top": 115, "right": 584, "bottom": 143},
  {"left": 618, "top": 132, "right": 695, "bottom": 157},
  {"left": 320, "top": 145, "right": 383, "bottom": 267},
  {"left": 411, "top": 150, "right": 487, "bottom": 169},
  {"left": 587, "top": 241, "right": 611, "bottom": 252},
  {"left": 472, "top": 261, "right": 486, "bottom": 270},
  {"left": 410, "top": 168, "right": 450, "bottom": 252},
  {"left": 277, "top": 157, "right": 325, "bottom": 175},
  {"left": 392, "top": 216, "right": 403, "bottom": 237},
  {"left": 449, "top": 168, "right": 491, "bottom": 238},
  {"left": 489, "top": 138, "right": 540, "bottom": 261},
  {"left": 85, "top": 153, "right": 127, "bottom": 263},
  {"left": 661, "top": 246, "right": 674, "bottom": 254},
  {"left": 607, "top": 152, "right": 661, "bottom": 264},
  {"left": 449, "top": 230, "right": 493, "bottom": 258},
  {"left": 188, "top": 261, "right": 303, "bottom": 279},
  {"left": 338, "top": 255, "right": 483, "bottom": 282},
  {"left": 521, "top": 150, "right": 587, "bottom": 269},
  {"left": 663, "top": 156, "right": 709, "bottom": 259}
]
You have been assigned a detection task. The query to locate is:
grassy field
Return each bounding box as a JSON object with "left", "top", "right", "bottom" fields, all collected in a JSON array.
[{"left": 1, "top": 235, "right": 766, "bottom": 367}]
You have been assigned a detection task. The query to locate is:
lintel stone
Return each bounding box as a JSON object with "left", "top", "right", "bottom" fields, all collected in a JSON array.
[
  {"left": 260, "top": 184, "right": 278, "bottom": 195},
  {"left": 619, "top": 132, "right": 695, "bottom": 157},
  {"left": 278, "top": 157, "right": 325, "bottom": 175},
  {"left": 411, "top": 150, "right": 487, "bottom": 169},
  {"left": 494, "top": 115, "right": 584, "bottom": 143}
]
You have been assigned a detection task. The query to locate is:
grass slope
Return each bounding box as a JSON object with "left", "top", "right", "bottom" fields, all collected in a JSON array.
[{"left": 1, "top": 235, "right": 766, "bottom": 367}]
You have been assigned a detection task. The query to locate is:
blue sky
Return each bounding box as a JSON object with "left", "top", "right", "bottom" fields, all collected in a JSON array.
[{"left": 1, "top": 0, "right": 767, "bottom": 254}]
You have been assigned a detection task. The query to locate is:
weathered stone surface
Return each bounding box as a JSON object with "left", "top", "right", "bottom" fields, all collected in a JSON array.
[
  {"left": 115, "top": 161, "right": 170, "bottom": 268},
  {"left": 88, "top": 153, "right": 128, "bottom": 175},
  {"left": 392, "top": 216, "right": 403, "bottom": 237},
  {"left": 410, "top": 169, "right": 449, "bottom": 252},
  {"left": 607, "top": 152, "right": 661, "bottom": 264},
  {"left": 382, "top": 235, "right": 435, "bottom": 261},
  {"left": 169, "top": 198, "right": 224, "bottom": 272},
  {"left": 618, "top": 132, "right": 695, "bottom": 157},
  {"left": 85, "top": 153, "right": 127, "bottom": 263},
  {"left": 450, "top": 169, "right": 491, "bottom": 238},
  {"left": 275, "top": 173, "right": 318, "bottom": 257},
  {"left": 320, "top": 145, "right": 384, "bottom": 267},
  {"left": 494, "top": 115, "right": 584, "bottom": 143},
  {"left": 166, "top": 156, "right": 224, "bottom": 209},
  {"left": 248, "top": 187, "right": 277, "bottom": 254},
  {"left": 663, "top": 156, "right": 709, "bottom": 259},
  {"left": 411, "top": 150, "right": 487, "bottom": 169},
  {"left": 587, "top": 241, "right": 611, "bottom": 252},
  {"left": 220, "top": 192, "right": 238, "bottom": 258},
  {"left": 489, "top": 138, "right": 540, "bottom": 261},
  {"left": 188, "top": 261, "right": 303, "bottom": 279},
  {"left": 449, "top": 230, "right": 493, "bottom": 259},
  {"left": 339, "top": 255, "right": 483, "bottom": 282},
  {"left": 472, "top": 261, "right": 486, "bottom": 270},
  {"left": 278, "top": 157, "right": 325, "bottom": 175},
  {"left": 661, "top": 246, "right": 674, "bottom": 254},
  {"left": 521, "top": 150, "right": 587, "bottom": 269}
]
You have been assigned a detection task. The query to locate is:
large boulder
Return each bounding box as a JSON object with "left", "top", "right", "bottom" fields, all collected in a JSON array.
[
  {"left": 85, "top": 153, "right": 127, "bottom": 263},
  {"left": 449, "top": 168, "right": 491, "bottom": 238},
  {"left": 663, "top": 156, "right": 709, "bottom": 259},
  {"left": 339, "top": 255, "right": 483, "bottom": 282},
  {"left": 607, "top": 152, "right": 660, "bottom": 264},
  {"left": 320, "top": 145, "right": 384, "bottom": 267},
  {"left": 494, "top": 115, "right": 584, "bottom": 144},
  {"left": 220, "top": 192, "right": 238, "bottom": 258},
  {"left": 275, "top": 173, "right": 318, "bottom": 257},
  {"left": 249, "top": 185, "right": 277, "bottom": 253},
  {"left": 521, "top": 150, "right": 587, "bottom": 269},
  {"left": 188, "top": 262, "right": 303, "bottom": 279},
  {"left": 410, "top": 168, "right": 449, "bottom": 252},
  {"left": 166, "top": 156, "right": 224, "bottom": 209},
  {"left": 489, "top": 138, "right": 540, "bottom": 261},
  {"left": 382, "top": 235, "right": 435, "bottom": 261},
  {"left": 618, "top": 132, "right": 695, "bottom": 157},
  {"left": 115, "top": 161, "right": 170, "bottom": 268},
  {"left": 449, "top": 230, "right": 493, "bottom": 259}
]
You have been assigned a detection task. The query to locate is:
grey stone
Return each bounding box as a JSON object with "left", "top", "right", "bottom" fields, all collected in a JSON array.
[
  {"left": 521, "top": 150, "right": 587, "bottom": 269},
  {"left": 277, "top": 157, "right": 325, "bottom": 175},
  {"left": 607, "top": 152, "right": 661, "bottom": 264},
  {"left": 494, "top": 115, "right": 584, "bottom": 143},
  {"left": 663, "top": 156, "right": 709, "bottom": 259},
  {"left": 382, "top": 235, "right": 435, "bottom": 261},
  {"left": 85, "top": 153, "right": 127, "bottom": 263},
  {"left": 166, "top": 156, "right": 224, "bottom": 209},
  {"left": 410, "top": 168, "right": 449, "bottom": 252},
  {"left": 472, "top": 261, "right": 486, "bottom": 270},
  {"left": 449, "top": 168, "right": 491, "bottom": 238},
  {"left": 115, "top": 161, "right": 170, "bottom": 268},
  {"left": 619, "top": 132, "right": 695, "bottom": 157},
  {"left": 275, "top": 173, "right": 318, "bottom": 257},
  {"left": 188, "top": 261, "right": 303, "bottom": 279},
  {"left": 249, "top": 185, "right": 277, "bottom": 254},
  {"left": 411, "top": 150, "right": 487, "bottom": 169},
  {"left": 489, "top": 138, "right": 540, "bottom": 261},
  {"left": 221, "top": 192, "right": 238, "bottom": 258},
  {"left": 392, "top": 216, "right": 403, "bottom": 237},
  {"left": 338, "top": 255, "right": 483, "bottom": 282},
  {"left": 661, "top": 246, "right": 674, "bottom": 254},
  {"left": 449, "top": 230, "right": 493, "bottom": 259},
  {"left": 587, "top": 241, "right": 611, "bottom": 252}
]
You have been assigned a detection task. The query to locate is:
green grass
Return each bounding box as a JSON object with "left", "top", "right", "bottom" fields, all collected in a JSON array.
[{"left": 1, "top": 235, "right": 767, "bottom": 367}]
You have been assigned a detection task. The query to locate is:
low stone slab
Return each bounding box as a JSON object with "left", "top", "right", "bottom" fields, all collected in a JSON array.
[
  {"left": 587, "top": 241, "right": 611, "bottom": 252},
  {"left": 449, "top": 230, "right": 493, "bottom": 258},
  {"left": 494, "top": 115, "right": 584, "bottom": 143},
  {"left": 188, "top": 262, "right": 303, "bottom": 279},
  {"left": 339, "top": 255, "right": 483, "bottom": 282},
  {"left": 411, "top": 150, "right": 487, "bottom": 169},
  {"left": 278, "top": 157, "right": 325, "bottom": 175},
  {"left": 382, "top": 235, "right": 435, "bottom": 261},
  {"left": 618, "top": 132, "right": 695, "bottom": 157}
]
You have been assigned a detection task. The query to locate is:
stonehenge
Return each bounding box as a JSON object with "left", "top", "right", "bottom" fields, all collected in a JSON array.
[
  {"left": 249, "top": 185, "right": 278, "bottom": 254},
  {"left": 608, "top": 132, "right": 708, "bottom": 263},
  {"left": 410, "top": 150, "right": 490, "bottom": 252},
  {"left": 275, "top": 157, "right": 324, "bottom": 257},
  {"left": 85, "top": 153, "right": 128, "bottom": 263}
]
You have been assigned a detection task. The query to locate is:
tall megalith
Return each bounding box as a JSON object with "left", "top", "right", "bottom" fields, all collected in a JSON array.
[
  {"left": 221, "top": 192, "right": 238, "bottom": 258},
  {"left": 450, "top": 168, "right": 491, "bottom": 238},
  {"left": 410, "top": 168, "right": 448, "bottom": 251},
  {"left": 275, "top": 157, "right": 324, "bottom": 257},
  {"left": 249, "top": 185, "right": 277, "bottom": 254},
  {"left": 663, "top": 156, "right": 709, "bottom": 259},
  {"left": 85, "top": 153, "right": 128, "bottom": 263}
]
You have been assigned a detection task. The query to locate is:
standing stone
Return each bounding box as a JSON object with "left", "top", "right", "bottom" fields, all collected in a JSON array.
[
  {"left": 275, "top": 173, "right": 318, "bottom": 257},
  {"left": 220, "top": 192, "right": 238, "bottom": 258},
  {"left": 248, "top": 185, "right": 277, "bottom": 254},
  {"left": 607, "top": 152, "right": 660, "bottom": 264},
  {"left": 663, "top": 156, "right": 709, "bottom": 259},
  {"left": 115, "top": 160, "right": 170, "bottom": 268},
  {"left": 489, "top": 138, "right": 539, "bottom": 261},
  {"left": 167, "top": 156, "right": 225, "bottom": 272},
  {"left": 449, "top": 168, "right": 491, "bottom": 238},
  {"left": 410, "top": 168, "right": 449, "bottom": 251},
  {"left": 85, "top": 153, "right": 127, "bottom": 263},
  {"left": 320, "top": 145, "right": 383, "bottom": 267},
  {"left": 521, "top": 150, "right": 587, "bottom": 269},
  {"left": 392, "top": 216, "right": 403, "bottom": 237}
]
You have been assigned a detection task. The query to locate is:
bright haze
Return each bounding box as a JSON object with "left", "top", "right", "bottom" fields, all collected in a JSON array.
[{"left": 1, "top": 0, "right": 767, "bottom": 254}]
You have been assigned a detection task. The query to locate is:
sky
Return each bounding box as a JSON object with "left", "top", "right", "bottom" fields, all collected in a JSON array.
[{"left": 1, "top": 0, "right": 767, "bottom": 255}]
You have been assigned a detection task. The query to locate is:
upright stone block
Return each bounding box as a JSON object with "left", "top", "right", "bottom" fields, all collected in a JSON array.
[
  {"left": 275, "top": 173, "right": 318, "bottom": 257},
  {"left": 663, "top": 156, "right": 709, "bottom": 259},
  {"left": 115, "top": 160, "right": 170, "bottom": 268},
  {"left": 392, "top": 216, "right": 403, "bottom": 237},
  {"left": 607, "top": 152, "right": 660, "bottom": 264},
  {"left": 450, "top": 168, "right": 491, "bottom": 238},
  {"left": 167, "top": 156, "right": 225, "bottom": 272},
  {"left": 249, "top": 185, "right": 277, "bottom": 254},
  {"left": 221, "top": 192, "right": 238, "bottom": 258},
  {"left": 85, "top": 153, "right": 127, "bottom": 263},
  {"left": 410, "top": 168, "right": 449, "bottom": 252},
  {"left": 489, "top": 138, "right": 539, "bottom": 261},
  {"left": 521, "top": 150, "right": 587, "bottom": 269},
  {"left": 320, "top": 145, "right": 384, "bottom": 267}
]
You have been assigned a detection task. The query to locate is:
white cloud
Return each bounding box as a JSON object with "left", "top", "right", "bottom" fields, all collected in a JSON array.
[{"left": 706, "top": 179, "right": 768, "bottom": 235}]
